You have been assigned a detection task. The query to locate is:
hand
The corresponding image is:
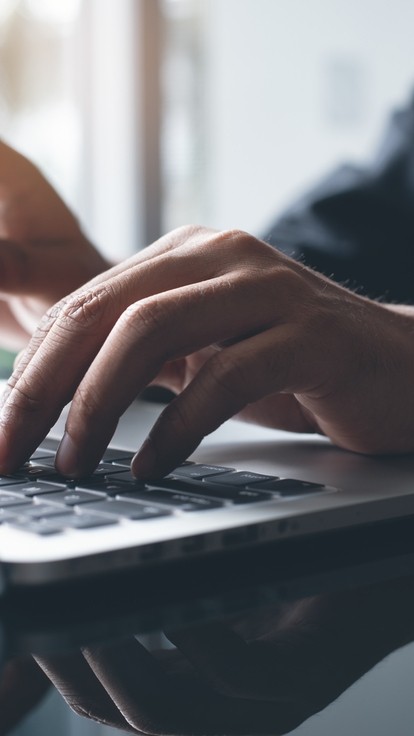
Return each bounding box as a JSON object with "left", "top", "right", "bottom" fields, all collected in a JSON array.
[
  {"left": 0, "top": 141, "right": 109, "bottom": 348},
  {"left": 0, "top": 657, "right": 50, "bottom": 735},
  {"left": 1, "top": 224, "right": 414, "bottom": 477},
  {"left": 33, "top": 579, "right": 414, "bottom": 735}
]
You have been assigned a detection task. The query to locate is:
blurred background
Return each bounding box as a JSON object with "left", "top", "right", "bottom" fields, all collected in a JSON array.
[
  {"left": 2, "top": 0, "right": 414, "bottom": 732},
  {"left": 2, "top": 0, "right": 414, "bottom": 259}
]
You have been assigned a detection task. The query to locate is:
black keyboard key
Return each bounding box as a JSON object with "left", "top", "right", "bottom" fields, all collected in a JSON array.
[
  {"left": 0, "top": 476, "right": 27, "bottom": 487},
  {"left": 38, "top": 512, "right": 119, "bottom": 530},
  {"left": 171, "top": 464, "right": 234, "bottom": 479},
  {"left": 64, "top": 513, "right": 119, "bottom": 529},
  {"left": 16, "top": 505, "right": 74, "bottom": 520},
  {"left": 0, "top": 510, "right": 21, "bottom": 523},
  {"left": 28, "top": 460, "right": 124, "bottom": 480},
  {"left": 207, "top": 471, "right": 278, "bottom": 486},
  {"left": 83, "top": 500, "right": 171, "bottom": 520},
  {"left": 147, "top": 478, "right": 273, "bottom": 504},
  {"left": 92, "top": 463, "right": 136, "bottom": 477},
  {"left": 250, "top": 478, "right": 327, "bottom": 496},
  {"left": 0, "top": 494, "right": 32, "bottom": 509},
  {"left": 37, "top": 489, "right": 107, "bottom": 506},
  {"left": 10, "top": 481, "right": 70, "bottom": 497},
  {"left": 15, "top": 465, "right": 67, "bottom": 482},
  {"left": 9, "top": 520, "right": 65, "bottom": 535},
  {"left": 108, "top": 470, "right": 145, "bottom": 484},
  {"left": 11, "top": 507, "right": 118, "bottom": 530},
  {"left": 117, "top": 489, "right": 222, "bottom": 511},
  {"left": 76, "top": 479, "right": 146, "bottom": 494},
  {"left": 231, "top": 489, "right": 274, "bottom": 504}
]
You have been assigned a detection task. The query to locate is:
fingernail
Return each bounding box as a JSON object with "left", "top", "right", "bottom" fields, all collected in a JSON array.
[
  {"left": 132, "top": 438, "right": 156, "bottom": 478},
  {"left": 56, "top": 432, "right": 79, "bottom": 476}
]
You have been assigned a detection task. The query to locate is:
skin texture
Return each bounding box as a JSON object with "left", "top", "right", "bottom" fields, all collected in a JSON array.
[
  {"left": 0, "top": 224, "right": 414, "bottom": 479},
  {"left": 1, "top": 144, "right": 414, "bottom": 733},
  {"left": 0, "top": 140, "right": 109, "bottom": 348}
]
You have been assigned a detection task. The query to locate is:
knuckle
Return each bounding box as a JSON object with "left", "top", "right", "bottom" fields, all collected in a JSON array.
[
  {"left": 150, "top": 224, "right": 213, "bottom": 256},
  {"left": 43, "top": 298, "right": 68, "bottom": 323},
  {"left": 217, "top": 228, "right": 252, "bottom": 258},
  {"left": 3, "top": 379, "right": 42, "bottom": 417},
  {"left": 121, "top": 297, "right": 168, "bottom": 337},
  {"left": 215, "top": 229, "right": 278, "bottom": 271},
  {"left": 222, "top": 227, "right": 251, "bottom": 245},
  {"left": 55, "top": 286, "right": 114, "bottom": 334},
  {"left": 173, "top": 223, "right": 209, "bottom": 240}
]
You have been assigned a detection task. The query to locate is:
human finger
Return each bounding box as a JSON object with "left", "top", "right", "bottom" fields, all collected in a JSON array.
[
  {"left": 55, "top": 272, "right": 288, "bottom": 476},
  {"left": 34, "top": 650, "right": 135, "bottom": 733},
  {"left": 151, "top": 354, "right": 317, "bottom": 433},
  {"left": 81, "top": 637, "right": 305, "bottom": 735},
  {"left": 0, "top": 231, "right": 233, "bottom": 472},
  {"left": 1, "top": 224, "right": 222, "bottom": 406},
  {"left": 0, "top": 228, "right": 312, "bottom": 474},
  {"left": 0, "top": 288, "right": 125, "bottom": 473},
  {"left": 0, "top": 227, "right": 192, "bottom": 407},
  {"left": 131, "top": 322, "right": 320, "bottom": 478},
  {"left": 59, "top": 224, "right": 222, "bottom": 296}
]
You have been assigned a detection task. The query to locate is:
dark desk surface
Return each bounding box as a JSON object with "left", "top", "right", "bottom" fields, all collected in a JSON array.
[{"left": 2, "top": 517, "right": 414, "bottom": 734}]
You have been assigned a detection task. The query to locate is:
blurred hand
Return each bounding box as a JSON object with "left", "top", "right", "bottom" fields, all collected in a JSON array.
[
  {"left": 33, "top": 579, "right": 414, "bottom": 735},
  {"left": 0, "top": 141, "right": 109, "bottom": 348},
  {"left": 1, "top": 224, "right": 414, "bottom": 476},
  {"left": 0, "top": 657, "right": 50, "bottom": 735}
]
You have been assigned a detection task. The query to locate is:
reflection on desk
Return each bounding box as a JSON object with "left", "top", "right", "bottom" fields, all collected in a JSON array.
[{"left": 2, "top": 573, "right": 414, "bottom": 735}]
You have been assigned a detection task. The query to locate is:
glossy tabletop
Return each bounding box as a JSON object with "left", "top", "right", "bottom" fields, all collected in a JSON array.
[{"left": 1, "top": 515, "right": 414, "bottom": 736}]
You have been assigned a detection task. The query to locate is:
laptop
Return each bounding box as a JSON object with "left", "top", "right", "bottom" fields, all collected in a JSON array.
[{"left": 1, "top": 380, "right": 414, "bottom": 591}]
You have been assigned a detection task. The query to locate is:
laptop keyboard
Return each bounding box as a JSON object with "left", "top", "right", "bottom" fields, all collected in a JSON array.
[{"left": 0, "top": 443, "right": 332, "bottom": 536}]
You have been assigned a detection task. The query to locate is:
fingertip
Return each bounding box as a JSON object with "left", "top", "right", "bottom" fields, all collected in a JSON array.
[
  {"left": 55, "top": 432, "right": 80, "bottom": 477},
  {"left": 131, "top": 438, "right": 157, "bottom": 479}
]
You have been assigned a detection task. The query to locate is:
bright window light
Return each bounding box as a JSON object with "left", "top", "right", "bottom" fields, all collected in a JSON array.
[
  {"left": 0, "top": 0, "right": 19, "bottom": 24},
  {"left": 23, "top": 0, "right": 81, "bottom": 25}
]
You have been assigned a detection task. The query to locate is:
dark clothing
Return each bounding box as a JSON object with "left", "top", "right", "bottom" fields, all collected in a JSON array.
[{"left": 264, "top": 94, "right": 414, "bottom": 303}]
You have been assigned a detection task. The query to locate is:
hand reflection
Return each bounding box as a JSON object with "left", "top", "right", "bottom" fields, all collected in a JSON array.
[
  {"left": 0, "top": 657, "right": 50, "bottom": 735},
  {"left": 34, "top": 579, "right": 414, "bottom": 735}
]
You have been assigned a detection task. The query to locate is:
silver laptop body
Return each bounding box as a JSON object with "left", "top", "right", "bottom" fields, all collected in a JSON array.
[{"left": 0, "top": 395, "right": 413, "bottom": 590}]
